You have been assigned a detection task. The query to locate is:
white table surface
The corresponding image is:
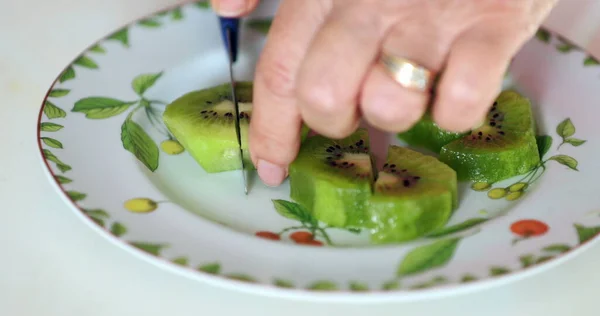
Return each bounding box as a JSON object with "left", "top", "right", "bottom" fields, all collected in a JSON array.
[{"left": 2, "top": 0, "right": 600, "bottom": 315}]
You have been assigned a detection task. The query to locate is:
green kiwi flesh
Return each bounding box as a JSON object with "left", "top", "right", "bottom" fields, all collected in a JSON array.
[
  {"left": 367, "top": 146, "right": 457, "bottom": 244},
  {"left": 289, "top": 128, "right": 375, "bottom": 228},
  {"left": 439, "top": 90, "right": 540, "bottom": 183},
  {"left": 163, "top": 82, "right": 309, "bottom": 173},
  {"left": 397, "top": 112, "right": 467, "bottom": 153}
]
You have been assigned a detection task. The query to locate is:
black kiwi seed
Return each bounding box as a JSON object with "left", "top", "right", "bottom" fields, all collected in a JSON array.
[
  {"left": 403, "top": 179, "right": 410, "bottom": 187},
  {"left": 499, "top": 131, "right": 505, "bottom": 135},
  {"left": 478, "top": 131, "right": 483, "bottom": 136},
  {"left": 497, "top": 125, "right": 502, "bottom": 129},
  {"left": 201, "top": 110, "right": 207, "bottom": 114},
  {"left": 490, "top": 122, "right": 496, "bottom": 127},
  {"left": 383, "top": 163, "right": 389, "bottom": 168}
]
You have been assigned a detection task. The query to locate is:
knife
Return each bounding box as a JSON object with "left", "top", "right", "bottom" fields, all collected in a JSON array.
[{"left": 218, "top": 16, "right": 248, "bottom": 194}]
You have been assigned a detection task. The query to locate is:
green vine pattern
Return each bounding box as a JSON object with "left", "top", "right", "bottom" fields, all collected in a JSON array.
[
  {"left": 535, "top": 29, "right": 599, "bottom": 66},
  {"left": 471, "top": 118, "right": 584, "bottom": 200},
  {"left": 37, "top": 5, "right": 600, "bottom": 293}
]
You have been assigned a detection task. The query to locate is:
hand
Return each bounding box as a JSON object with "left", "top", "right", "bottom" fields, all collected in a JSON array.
[{"left": 211, "top": 0, "right": 558, "bottom": 187}]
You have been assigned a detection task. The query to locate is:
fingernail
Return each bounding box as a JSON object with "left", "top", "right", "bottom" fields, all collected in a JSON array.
[
  {"left": 257, "top": 160, "right": 286, "bottom": 187},
  {"left": 216, "top": 0, "right": 247, "bottom": 16}
]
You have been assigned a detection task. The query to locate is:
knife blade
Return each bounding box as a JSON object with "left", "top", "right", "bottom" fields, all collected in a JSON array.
[{"left": 218, "top": 16, "right": 248, "bottom": 194}]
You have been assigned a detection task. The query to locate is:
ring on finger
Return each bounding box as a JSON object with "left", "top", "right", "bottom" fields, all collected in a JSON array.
[{"left": 378, "top": 52, "right": 436, "bottom": 92}]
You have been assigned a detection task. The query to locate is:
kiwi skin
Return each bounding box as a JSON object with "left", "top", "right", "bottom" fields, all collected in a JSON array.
[
  {"left": 397, "top": 112, "right": 467, "bottom": 153},
  {"left": 289, "top": 128, "right": 375, "bottom": 228},
  {"left": 163, "top": 81, "right": 310, "bottom": 173},
  {"left": 439, "top": 90, "right": 540, "bottom": 183}
]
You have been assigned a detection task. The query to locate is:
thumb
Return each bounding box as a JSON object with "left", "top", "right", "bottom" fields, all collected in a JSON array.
[{"left": 210, "top": 0, "right": 260, "bottom": 17}]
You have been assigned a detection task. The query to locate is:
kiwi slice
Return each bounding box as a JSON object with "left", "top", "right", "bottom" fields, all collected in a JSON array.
[
  {"left": 439, "top": 90, "right": 540, "bottom": 183},
  {"left": 163, "top": 82, "right": 308, "bottom": 173},
  {"left": 367, "top": 146, "right": 457, "bottom": 244},
  {"left": 397, "top": 112, "right": 466, "bottom": 153},
  {"left": 289, "top": 128, "right": 375, "bottom": 228}
]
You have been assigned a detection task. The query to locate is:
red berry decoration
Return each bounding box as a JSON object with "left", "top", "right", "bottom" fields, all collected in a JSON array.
[
  {"left": 290, "top": 231, "right": 313, "bottom": 243},
  {"left": 510, "top": 219, "right": 549, "bottom": 245},
  {"left": 255, "top": 231, "right": 280, "bottom": 240}
]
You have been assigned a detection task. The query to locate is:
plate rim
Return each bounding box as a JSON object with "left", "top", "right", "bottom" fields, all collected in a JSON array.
[{"left": 34, "top": 1, "right": 600, "bottom": 302}]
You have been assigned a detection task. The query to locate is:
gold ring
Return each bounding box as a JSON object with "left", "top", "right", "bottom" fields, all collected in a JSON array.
[{"left": 378, "top": 53, "right": 434, "bottom": 92}]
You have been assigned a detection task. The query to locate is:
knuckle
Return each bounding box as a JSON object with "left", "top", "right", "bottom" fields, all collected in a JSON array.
[
  {"left": 257, "top": 59, "right": 297, "bottom": 99},
  {"left": 297, "top": 82, "right": 341, "bottom": 115}
]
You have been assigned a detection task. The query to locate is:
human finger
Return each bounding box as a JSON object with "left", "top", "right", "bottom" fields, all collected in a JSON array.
[
  {"left": 294, "top": 4, "right": 386, "bottom": 139},
  {"left": 250, "top": 0, "right": 329, "bottom": 186},
  {"left": 431, "top": 24, "right": 533, "bottom": 132},
  {"left": 210, "top": 0, "right": 260, "bottom": 17},
  {"left": 360, "top": 21, "right": 452, "bottom": 132}
]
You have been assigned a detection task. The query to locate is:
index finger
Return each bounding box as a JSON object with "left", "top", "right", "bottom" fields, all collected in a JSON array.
[
  {"left": 249, "top": 0, "right": 329, "bottom": 186},
  {"left": 210, "top": 0, "right": 260, "bottom": 17}
]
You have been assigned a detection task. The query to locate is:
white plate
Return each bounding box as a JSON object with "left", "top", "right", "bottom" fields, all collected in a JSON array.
[{"left": 36, "top": 1, "right": 600, "bottom": 303}]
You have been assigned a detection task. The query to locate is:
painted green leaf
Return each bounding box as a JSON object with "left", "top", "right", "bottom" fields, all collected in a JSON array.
[
  {"left": 49, "top": 89, "right": 70, "bottom": 97},
  {"left": 171, "top": 257, "right": 189, "bottom": 266},
  {"left": 132, "top": 72, "right": 163, "bottom": 96},
  {"left": 489, "top": 267, "right": 510, "bottom": 276},
  {"left": 349, "top": 281, "right": 369, "bottom": 292},
  {"left": 198, "top": 262, "right": 221, "bottom": 274},
  {"left": 171, "top": 8, "right": 183, "bottom": 20},
  {"left": 411, "top": 276, "right": 447, "bottom": 290},
  {"left": 542, "top": 244, "right": 571, "bottom": 253},
  {"left": 272, "top": 199, "right": 316, "bottom": 224},
  {"left": 74, "top": 55, "right": 98, "bottom": 69},
  {"left": 83, "top": 209, "right": 109, "bottom": 219},
  {"left": 130, "top": 242, "right": 167, "bottom": 256},
  {"left": 72, "top": 97, "right": 136, "bottom": 119},
  {"left": 381, "top": 280, "right": 400, "bottom": 291},
  {"left": 556, "top": 118, "right": 575, "bottom": 138},
  {"left": 536, "top": 135, "right": 552, "bottom": 158},
  {"left": 397, "top": 238, "right": 460, "bottom": 277},
  {"left": 40, "top": 122, "right": 64, "bottom": 132},
  {"left": 67, "top": 191, "right": 86, "bottom": 201},
  {"left": 84, "top": 209, "right": 109, "bottom": 227},
  {"left": 90, "top": 217, "right": 105, "bottom": 227},
  {"left": 460, "top": 274, "right": 478, "bottom": 283},
  {"left": 564, "top": 138, "right": 586, "bottom": 146},
  {"left": 54, "top": 175, "right": 72, "bottom": 184},
  {"left": 121, "top": 117, "right": 160, "bottom": 172},
  {"left": 535, "top": 29, "right": 551, "bottom": 43},
  {"left": 44, "top": 101, "right": 67, "bottom": 119},
  {"left": 226, "top": 274, "right": 256, "bottom": 283},
  {"left": 426, "top": 218, "right": 487, "bottom": 238},
  {"left": 273, "top": 279, "right": 294, "bottom": 288},
  {"left": 41, "top": 137, "right": 63, "bottom": 149},
  {"left": 548, "top": 155, "right": 578, "bottom": 171},
  {"left": 89, "top": 44, "right": 106, "bottom": 54},
  {"left": 110, "top": 222, "right": 128, "bottom": 237},
  {"left": 247, "top": 19, "right": 272, "bottom": 35},
  {"left": 307, "top": 280, "right": 338, "bottom": 291},
  {"left": 42, "top": 149, "right": 71, "bottom": 172},
  {"left": 138, "top": 19, "right": 161, "bottom": 27},
  {"left": 108, "top": 28, "right": 129, "bottom": 47},
  {"left": 536, "top": 256, "right": 554, "bottom": 264},
  {"left": 574, "top": 223, "right": 600, "bottom": 244},
  {"left": 346, "top": 228, "right": 362, "bottom": 234},
  {"left": 556, "top": 42, "right": 575, "bottom": 53},
  {"left": 519, "top": 254, "right": 535, "bottom": 268},
  {"left": 59, "top": 66, "right": 75, "bottom": 83},
  {"left": 584, "top": 56, "right": 600, "bottom": 66},
  {"left": 194, "top": 1, "right": 210, "bottom": 8}
]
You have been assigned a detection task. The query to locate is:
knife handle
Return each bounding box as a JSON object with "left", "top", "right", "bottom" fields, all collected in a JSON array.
[{"left": 218, "top": 17, "right": 240, "bottom": 63}]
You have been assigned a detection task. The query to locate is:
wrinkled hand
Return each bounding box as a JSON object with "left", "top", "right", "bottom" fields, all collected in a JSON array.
[{"left": 211, "top": 0, "right": 558, "bottom": 186}]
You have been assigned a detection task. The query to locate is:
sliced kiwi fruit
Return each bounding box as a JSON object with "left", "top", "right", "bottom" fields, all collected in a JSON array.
[
  {"left": 289, "top": 128, "right": 375, "bottom": 228},
  {"left": 397, "top": 111, "right": 467, "bottom": 153},
  {"left": 163, "top": 82, "right": 309, "bottom": 173},
  {"left": 367, "top": 146, "right": 457, "bottom": 244},
  {"left": 439, "top": 90, "right": 540, "bottom": 183}
]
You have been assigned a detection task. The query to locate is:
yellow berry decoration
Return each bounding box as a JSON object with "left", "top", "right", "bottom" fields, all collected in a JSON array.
[
  {"left": 506, "top": 191, "right": 523, "bottom": 201},
  {"left": 487, "top": 188, "right": 507, "bottom": 199},
  {"left": 471, "top": 182, "right": 491, "bottom": 191},
  {"left": 509, "top": 182, "right": 528, "bottom": 192},
  {"left": 124, "top": 198, "right": 158, "bottom": 213},
  {"left": 161, "top": 139, "right": 184, "bottom": 155}
]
